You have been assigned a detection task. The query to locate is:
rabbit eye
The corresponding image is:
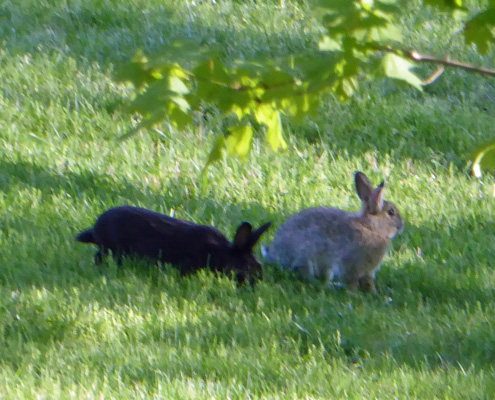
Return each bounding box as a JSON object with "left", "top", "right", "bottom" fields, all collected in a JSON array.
[{"left": 387, "top": 208, "right": 395, "bottom": 217}]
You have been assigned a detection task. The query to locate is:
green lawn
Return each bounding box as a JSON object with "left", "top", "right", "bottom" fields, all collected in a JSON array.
[{"left": 1, "top": 0, "right": 495, "bottom": 398}]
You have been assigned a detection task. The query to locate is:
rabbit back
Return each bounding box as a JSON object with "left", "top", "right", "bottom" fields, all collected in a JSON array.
[
  {"left": 92, "top": 206, "right": 227, "bottom": 270},
  {"left": 266, "top": 206, "right": 394, "bottom": 285},
  {"left": 89, "top": 206, "right": 237, "bottom": 272},
  {"left": 265, "top": 207, "right": 363, "bottom": 279}
]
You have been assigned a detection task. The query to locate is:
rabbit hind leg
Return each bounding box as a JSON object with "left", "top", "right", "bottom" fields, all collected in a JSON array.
[
  {"left": 347, "top": 278, "right": 360, "bottom": 292},
  {"left": 291, "top": 258, "right": 315, "bottom": 278},
  {"left": 94, "top": 247, "right": 109, "bottom": 265}
]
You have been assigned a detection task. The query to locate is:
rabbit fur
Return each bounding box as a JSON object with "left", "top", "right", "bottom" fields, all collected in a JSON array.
[
  {"left": 262, "top": 172, "right": 404, "bottom": 293},
  {"left": 77, "top": 206, "right": 271, "bottom": 284}
]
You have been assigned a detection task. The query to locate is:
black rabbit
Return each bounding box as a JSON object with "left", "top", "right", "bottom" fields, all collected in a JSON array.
[{"left": 77, "top": 206, "right": 271, "bottom": 284}]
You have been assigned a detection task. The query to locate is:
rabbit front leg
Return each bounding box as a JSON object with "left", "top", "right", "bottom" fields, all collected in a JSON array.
[
  {"left": 94, "top": 247, "right": 124, "bottom": 268},
  {"left": 113, "top": 252, "right": 124, "bottom": 268},
  {"left": 358, "top": 274, "right": 377, "bottom": 294},
  {"left": 343, "top": 269, "right": 365, "bottom": 292}
]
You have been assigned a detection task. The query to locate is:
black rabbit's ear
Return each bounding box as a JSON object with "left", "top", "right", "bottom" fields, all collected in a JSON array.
[
  {"left": 233, "top": 222, "right": 271, "bottom": 250},
  {"left": 250, "top": 222, "right": 271, "bottom": 247},
  {"left": 355, "top": 172, "right": 374, "bottom": 202},
  {"left": 233, "top": 222, "right": 253, "bottom": 249}
]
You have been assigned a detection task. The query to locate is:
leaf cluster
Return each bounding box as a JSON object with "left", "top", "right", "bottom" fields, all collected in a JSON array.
[{"left": 115, "top": 0, "right": 495, "bottom": 169}]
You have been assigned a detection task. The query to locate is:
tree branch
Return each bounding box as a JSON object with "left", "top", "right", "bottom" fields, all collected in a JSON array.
[{"left": 397, "top": 49, "right": 495, "bottom": 78}]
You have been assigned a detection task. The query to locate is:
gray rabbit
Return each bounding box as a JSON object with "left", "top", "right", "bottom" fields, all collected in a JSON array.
[{"left": 262, "top": 172, "right": 404, "bottom": 293}]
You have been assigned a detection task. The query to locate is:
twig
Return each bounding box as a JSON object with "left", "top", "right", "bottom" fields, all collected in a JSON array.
[
  {"left": 407, "top": 50, "right": 495, "bottom": 77},
  {"left": 422, "top": 65, "right": 445, "bottom": 85},
  {"left": 386, "top": 48, "right": 495, "bottom": 78}
]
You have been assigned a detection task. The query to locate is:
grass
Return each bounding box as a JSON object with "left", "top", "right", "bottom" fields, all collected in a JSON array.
[{"left": 1, "top": 0, "right": 495, "bottom": 398}]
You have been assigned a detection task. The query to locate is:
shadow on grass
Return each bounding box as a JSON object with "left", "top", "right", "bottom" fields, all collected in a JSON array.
[
  {"left": 0, "top": 158, "right": 145, "bottom": 201},
  {"left": 0, "top": 154, "right": 277, "bottom": 277}
]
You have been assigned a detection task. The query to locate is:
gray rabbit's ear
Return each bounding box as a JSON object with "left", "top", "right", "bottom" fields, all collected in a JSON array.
[
  {"left": 369, "top": 181, "right": 385, "bottom": 214},
  {"left": 355, "top": 172, "right": 374, "bottom": 202}
]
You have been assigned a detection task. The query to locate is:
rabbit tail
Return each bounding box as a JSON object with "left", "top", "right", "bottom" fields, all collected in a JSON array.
[{"left": 76, "top": 229, "right": 96, "bottom": 244}]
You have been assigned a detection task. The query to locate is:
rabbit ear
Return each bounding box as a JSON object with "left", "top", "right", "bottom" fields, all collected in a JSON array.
[
  {"left": 233, "top": 222, "right": 253, "bottom": 249},
  {"left": 233, "top": 222, "right": 271, "bottom": 250},
  {"left": 249, "top": 222, "right": 271, "bottom": 247},
  {"left": 355, "top": 172, "right": 374, "bottom": 202},
  {"left": 369, "top": 181, "right": 385, "bottom": 214}
]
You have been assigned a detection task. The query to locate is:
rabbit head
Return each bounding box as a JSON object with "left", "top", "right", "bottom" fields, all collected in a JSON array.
[
  {"left": 221, "top": 222, "right": 271, "bottom": 284},
  {"left": 355, "top": 171, "right": 404, "bottom": 239}
]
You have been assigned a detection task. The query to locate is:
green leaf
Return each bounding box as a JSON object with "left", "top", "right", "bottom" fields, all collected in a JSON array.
[
  {"left": 205, "top": 136, "right": 227, "bottom": 167},
  {"left": 261, "top": 69, "right": 295, "bottom": 87},
  {"left": 254, "top": 104, "right": 287, "bottom": 152},
  {"left": 282, "top": 95, "right": 321, "bottom": 121},
  {"left": 168, "top": 102, "right": 193, "bottom": 129},
  {"left": 381, "top": 53, "right": 423, "bottom": 91},
  {"left": 260, "top": 84, "right": 298, "bottom": 104},
  {"left": 226, "top": 124, "right": 254, "bottom": 160},
  {"left": 318, "top": 35, "right": 342, "bottom": 51},
  {"left": 170, "top": 95, "right": 190, "bottom": 113},
  {"left": 119, "top": 109, "right": 169, "bottom": 141},
  {"left": 169, "top": 76, "right": 189, "bottom": 95},
  {"left": 259, "top": 69, "right": 300, "bottom": 103},
  {"left": 114, "top": 60, "right": 155, "bottom": 88},
  {"left": 423, "top": 0, "right": 464, "bottom": 10},
  {"left": 318, "top": 0, "right": 403, "bottom": 46},
  {"left": 217, "top": 87, "right": 253, "bottom": 113},
  {"left": 464, "top": 9, "right": 495, "bottom": 54},
  {"left": 368, "top": 21, "right": 402, "bottom": 43},
  {"left": 334, "top": 76, "right": 358, "bottom": 100},
  {"left": 315, "top": 0, "right": 355, "bottom": 14},
  {"left": 194, "top": 58, "right": 232, "bottom": 86},
  {"left": 128, "top": 81, "right": 171, "bottom": 115}
]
